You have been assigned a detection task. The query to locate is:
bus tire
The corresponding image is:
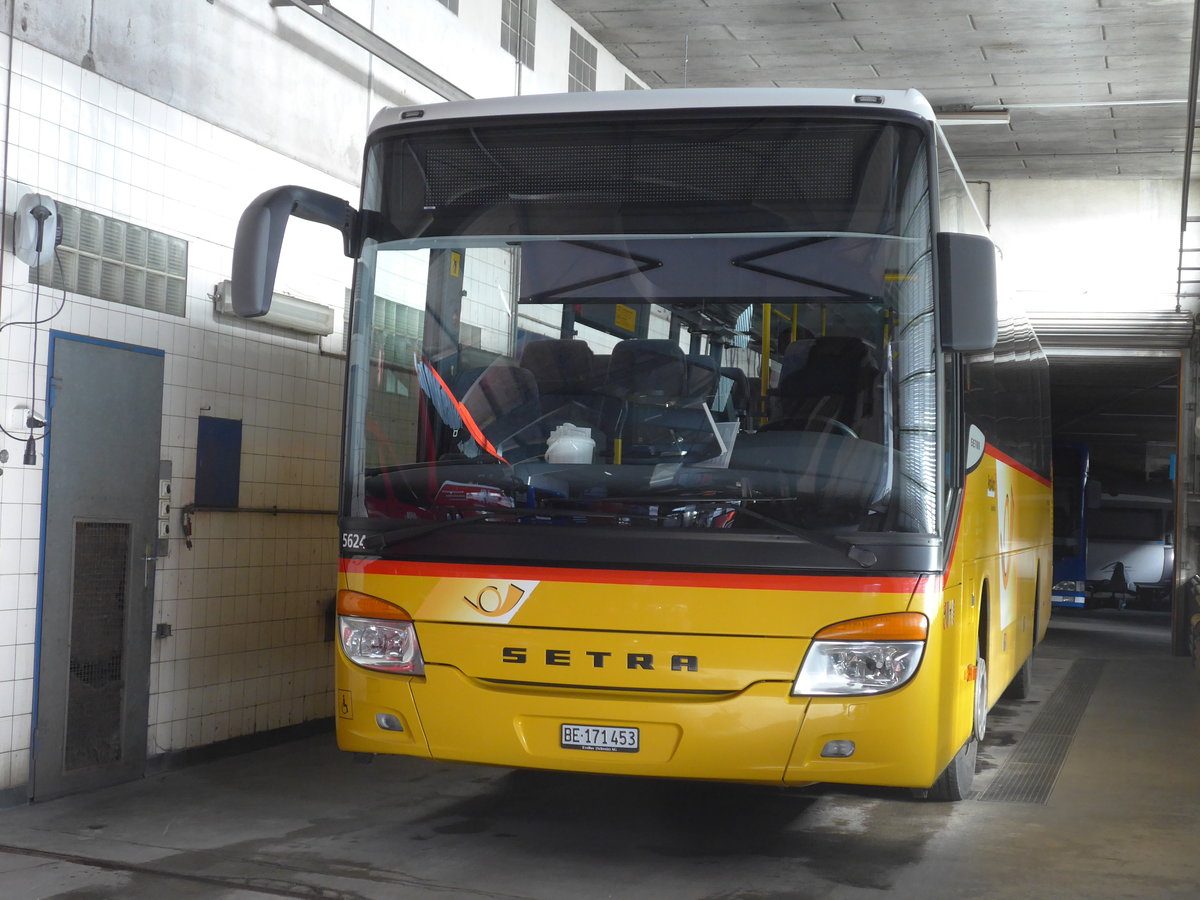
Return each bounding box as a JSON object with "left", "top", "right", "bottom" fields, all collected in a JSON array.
[
  {"left": 924, "top": 643, "right": 986, "bottom": 801},
  {"left": 925, "top": 736, "right": 978, "bottom": 802},
  {"left": 1005, "top": 652, "right": 1033, "bottom": 700},
  {"left": 1005, "top": 595, "right": 1037, "bottom": 700}
]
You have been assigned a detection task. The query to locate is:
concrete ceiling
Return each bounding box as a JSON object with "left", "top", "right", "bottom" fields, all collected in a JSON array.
[{"left": 561, "top": 0, "right": 1197, "bottom": 180}]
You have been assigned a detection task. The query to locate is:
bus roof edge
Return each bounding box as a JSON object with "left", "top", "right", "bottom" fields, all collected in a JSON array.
[{"left": 369, "top": 88, "right": 937, "bottom": 134}]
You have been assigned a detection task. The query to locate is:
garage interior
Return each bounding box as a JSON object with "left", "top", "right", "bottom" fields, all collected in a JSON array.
[
  {"left": 1035, "top": 310, "right": 1187, "bottom": 612},
  {"left": 1, "top": 1, "right": 1199, "bottom": 897},
  {"left": 557, "top": 0, "right": 1200, "bottom": 644}
]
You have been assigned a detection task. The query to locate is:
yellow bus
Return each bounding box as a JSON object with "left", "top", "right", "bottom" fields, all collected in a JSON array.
[{"left": 232, "top": 88, "right": 1051, "bottom": 800}]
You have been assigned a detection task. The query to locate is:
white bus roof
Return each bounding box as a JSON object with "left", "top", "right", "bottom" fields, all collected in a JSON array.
[{"left": 370, "top": 88, "right": 936, "bottom": 134}]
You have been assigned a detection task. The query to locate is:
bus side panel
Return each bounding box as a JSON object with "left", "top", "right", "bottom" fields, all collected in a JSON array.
[
  {"left": 962, "top": 320, "right": 1054, "bottom": 705},
  {"left": 956, "top": 448, "right": 1051, "bottom": 711}
]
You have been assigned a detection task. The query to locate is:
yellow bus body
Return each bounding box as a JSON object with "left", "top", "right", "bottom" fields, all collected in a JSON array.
[{"left": 335, "top": 446, "right": 1050, "bottom": 789}]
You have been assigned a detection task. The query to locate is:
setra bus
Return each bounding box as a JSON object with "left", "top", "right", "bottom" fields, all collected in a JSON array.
[{"left": 231, "top": 88, "right": 1051, "bottom": 800}]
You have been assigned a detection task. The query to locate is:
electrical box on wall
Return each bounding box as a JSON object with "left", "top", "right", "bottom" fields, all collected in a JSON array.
[
  {"left": 195, "top": 416, "right": 242, "bottom": 509},
  {"left": 156, "top": 460, "right": 172, "bottom": 557}
]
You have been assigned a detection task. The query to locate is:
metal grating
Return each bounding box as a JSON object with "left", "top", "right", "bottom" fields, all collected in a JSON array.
[
  {"left": 65, "top": 521, "right": 130, "bottom": 771},
  {"left": 978, "top": 658, "right": 1104, "bottom": 804}
]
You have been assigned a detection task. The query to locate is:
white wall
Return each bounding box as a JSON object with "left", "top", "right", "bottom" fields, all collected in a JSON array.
[
  {"left": 0, "top": 0, "right": 644, "bottom": 795},
  {"left": 14, "top": 0, "right": 644, "bottom": 185},
  {"left": 987, "top": 179, "right": 1182, "bottom": 313},
  {"left": 0, "top": 39, "right": 355, "bottom": 788}
]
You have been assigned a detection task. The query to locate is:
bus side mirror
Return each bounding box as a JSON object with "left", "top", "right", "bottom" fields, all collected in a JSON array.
[
  {"left": 230, "top": 185, "right": 359, "bottom": 317},
  {"left": 937, "top": 232, "right": 998, "bottom": 352}
]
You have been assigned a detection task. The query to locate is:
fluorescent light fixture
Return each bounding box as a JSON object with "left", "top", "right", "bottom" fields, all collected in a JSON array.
[
  {"left": 973, "top": 99, "right": 1185, "bottom": 110},
  {"left": 214, "top": 280, "right": 335, "bottom": 335},
  {"left": 936, "top": 111, "right": 1011, "bottom": 126}
]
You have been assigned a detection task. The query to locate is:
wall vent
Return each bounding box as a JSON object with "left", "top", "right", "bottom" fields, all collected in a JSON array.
[
  {"left": 30, "top": 202, "right": 188, "bottom": 317},
  {"left": 568, "top": 29, "right": 597, "bottom": 93}
]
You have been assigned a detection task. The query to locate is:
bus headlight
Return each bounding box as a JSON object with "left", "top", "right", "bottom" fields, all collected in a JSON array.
[
  {"left": 337, "top": 590, "right": 425, "bottom": 675},
  {"left": 340, "top": 616, "right": 424, "bottom": 674},
  {"left": 792, "top": 613, "right": 927, "bottom": 696}
]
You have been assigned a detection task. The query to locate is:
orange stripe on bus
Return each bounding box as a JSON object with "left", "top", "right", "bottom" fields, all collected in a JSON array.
[
  {"left": 340, "top": 558, "right": 923, "bottom": 595},
  {"left": 985, "top": 442, "right": 1051, "bottom": 488}
]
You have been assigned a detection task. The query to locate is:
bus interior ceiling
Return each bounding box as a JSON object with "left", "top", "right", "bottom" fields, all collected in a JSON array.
[{"left": 1047, "top": 352, "right": 1180, "bottom": 615}]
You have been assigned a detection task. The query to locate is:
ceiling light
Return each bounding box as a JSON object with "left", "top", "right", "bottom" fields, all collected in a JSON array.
[
  {"left": 936, "top": 111, "right": 1011, "bottom": 126},
  {"left": 972, "top": 99, "right": 1185, "bottom": 111},
  {"left": 213, "top": 280, "right": 335, "bottom": 335}
]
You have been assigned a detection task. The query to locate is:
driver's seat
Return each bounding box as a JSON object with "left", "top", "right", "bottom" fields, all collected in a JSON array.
[{"left": 774, "top": 336, "right": 879, "bottom": 437}]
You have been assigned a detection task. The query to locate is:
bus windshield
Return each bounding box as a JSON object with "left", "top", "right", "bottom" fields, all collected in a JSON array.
[{"left": 344, "top": 113, "right": 941, "bottom": 563}]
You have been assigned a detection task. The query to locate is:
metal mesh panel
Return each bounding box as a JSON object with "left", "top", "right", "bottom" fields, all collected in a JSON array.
[
  {"left": 65, "top": 521, "right": 129, "bottom": 771},
  {"left": 424, "top": 136, "right": 857, "bottom": 208}
]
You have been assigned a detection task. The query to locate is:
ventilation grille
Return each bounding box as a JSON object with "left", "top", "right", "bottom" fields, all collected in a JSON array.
[
  {"left": 31, "top": 202, "right": 187, "bottom": 316},
  {"left": 568, "top": 29, "right": 597, "bottom": 93},
  {"left": 501, "top": 0, "right": 536, "bottom": 68},
  {"left": 65, "top": 521, "right": 130, "bottom": 771}
]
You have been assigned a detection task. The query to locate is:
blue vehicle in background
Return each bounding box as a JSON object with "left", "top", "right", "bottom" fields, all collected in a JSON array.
[{"left": 1052, "top": 443, "right": 1090, "bottom": 608}]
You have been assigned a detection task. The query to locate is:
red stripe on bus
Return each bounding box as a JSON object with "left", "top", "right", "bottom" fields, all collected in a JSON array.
[
  {"left": 341, "top": 558, "right": 923, "bottom": 595},
  {"left": 985, "top": 443, "right": 1051, "bottom": 488}
]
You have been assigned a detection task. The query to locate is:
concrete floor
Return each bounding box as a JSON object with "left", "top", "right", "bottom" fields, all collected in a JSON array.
[{"left": 0, "top": 610, "right": 1197, "bottom": 899}]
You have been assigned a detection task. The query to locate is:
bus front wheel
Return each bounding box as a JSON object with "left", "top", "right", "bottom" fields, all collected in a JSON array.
[
  {"left": 924, "top": 736, "right": 978, "bottom": 802},
  {"left": 923, "top": 649, "right": 987, "bottom": 801}
]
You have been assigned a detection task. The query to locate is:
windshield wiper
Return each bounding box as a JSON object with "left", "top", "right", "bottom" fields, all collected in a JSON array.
[{"left": 733, "top": 507, "right": 877, "bottom": 568}]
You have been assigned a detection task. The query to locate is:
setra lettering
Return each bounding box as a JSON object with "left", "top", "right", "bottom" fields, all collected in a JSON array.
[
  {"left": 499, "top": 648, "right": 699, "bottom": 671},
  {"left": 501, "top": 647, "right": 527, "bottom": 664}
]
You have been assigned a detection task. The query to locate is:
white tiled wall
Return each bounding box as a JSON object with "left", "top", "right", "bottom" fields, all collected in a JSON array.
[
  {"left": 0, "top": 38, "right": 353, "bottom": 789},
  {"left": 0, "top": 0, "right": 645, "bottom": 795}
]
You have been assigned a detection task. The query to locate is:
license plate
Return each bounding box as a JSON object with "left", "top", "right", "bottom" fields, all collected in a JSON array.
[{"left": 560, "top": 723, "right": 639, "bottom": 753}]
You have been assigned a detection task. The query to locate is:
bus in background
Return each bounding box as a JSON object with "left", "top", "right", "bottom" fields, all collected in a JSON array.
[
  {"left": 231, "top": 88, "right": 1052, "bottom": 801},
  {"left": 1052, "top": 443, "right": 1090, "bottom": 608},
  {"left": 1085, "top": 480, "right": 1174, "bottom": 609}
]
